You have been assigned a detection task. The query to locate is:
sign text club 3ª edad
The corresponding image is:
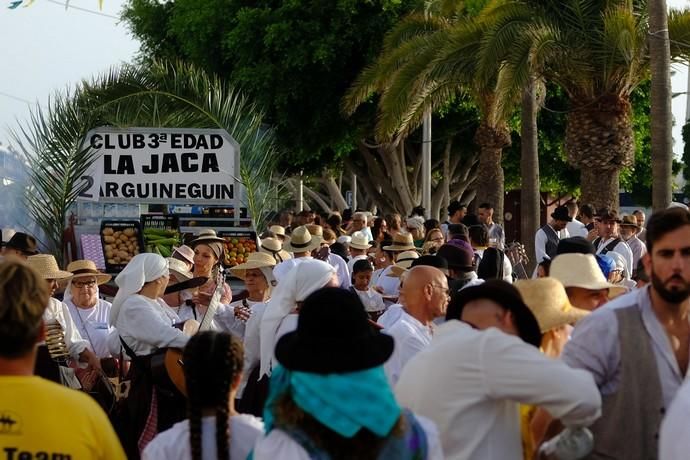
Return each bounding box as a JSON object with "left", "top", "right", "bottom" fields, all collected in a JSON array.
[{"left": 77, "top": 127, "right": 240, "bottom": 205}]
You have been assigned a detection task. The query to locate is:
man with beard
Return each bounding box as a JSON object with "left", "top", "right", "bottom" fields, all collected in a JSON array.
[{"left": 561, "top": 207, "right": 690, "bottom": 459}]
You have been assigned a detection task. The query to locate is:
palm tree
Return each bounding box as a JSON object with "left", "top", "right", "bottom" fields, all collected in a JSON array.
[
  {"left": 343, "top": 8, "right": 516, "bottom": 223},
  {"left": 13, "top": 61, "right": 282, "bottom": 260},
  {"left": 478, "top": 0, "right": 690, "bottom": 209}
]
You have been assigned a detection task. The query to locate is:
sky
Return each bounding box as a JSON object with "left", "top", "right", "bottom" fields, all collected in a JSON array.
[
  {"left": 0, "top": 0, "right": 689, "bottom": 159},
  {"left": 0, "top": 0, "right": 140, "bottom": 148}
]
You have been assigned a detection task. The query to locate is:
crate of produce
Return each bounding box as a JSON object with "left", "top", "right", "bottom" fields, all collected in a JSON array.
[
  {"left": 218, "top": 231, "right": 257, "bottom": 267},
  {"left": 141, "top": 214, "right": 179, "bottom": 231},
  {"left": 100, "top": 220, "right": 145, "bottom": 273},
  {"left": 143, "top": 227, "right": 182, "bottom": 258}
]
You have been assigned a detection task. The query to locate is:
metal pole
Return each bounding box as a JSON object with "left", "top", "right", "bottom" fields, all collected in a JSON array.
[
  {"left": 352, "top": 173, "right": 358, "bottom": 211},
  {"left": 422, "top": 111, "right": 432, "bottom": 218},
  {"left": 298, "top": 170, "right": 304, "bottom": 212}
]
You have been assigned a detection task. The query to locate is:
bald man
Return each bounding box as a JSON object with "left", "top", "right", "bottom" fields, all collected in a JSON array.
[{"left": 383, "top": 266, "right": 449, "bottom": 384}]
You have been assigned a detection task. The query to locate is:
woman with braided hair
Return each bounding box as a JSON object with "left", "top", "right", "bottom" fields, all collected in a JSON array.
[{"left": 143, "top": 331, "right": 264, "bottom": 459}]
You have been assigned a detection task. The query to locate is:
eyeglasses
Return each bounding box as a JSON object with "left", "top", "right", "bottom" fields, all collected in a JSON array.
[{"left": 73, "top": 280, "right": 97, "bottom": 289}]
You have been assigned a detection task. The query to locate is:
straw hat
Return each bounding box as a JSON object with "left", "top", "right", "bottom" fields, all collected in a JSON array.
[
  {"left": 269, "top": 225, "right": 287, "bottom": 238},
  {"left": 305, "top": 224, "right": 324, "bottom": 237},
  {"left": 190, "top": 229, "right": 225, "bottom": 245},
  {"left": 171, "top": 245, "right": 195, "bottom": 266},
  {"left": 283, "top": 226, "right": 322, "bottom": 253},
  {"left": 350, "top": 231, "right": 372, "bottom": 250},
  {"left": 167, "top": 257, "right": 193, "bottom": 281},
  {"left": 230, "top": 252, "right": 277, "bottom": 280},
  {"left": 514, "top": 278, "right": 589, "bottom": 333},
  {"left": 387, "top": 250, "right": 421, "bottom": 277},
  {"left": 620, "top": 214, "right": 640, "bottom": 229},
  {"left": 26, "top": 254, "right": 72, "bottom": 280},
  {"left": 260, "top": 237, "right": 292, "bottom": 262},
  {"left": 550, "top": 253, "right": 627, "bottom": 298},
  {"left": 66, "top": 259, "right": 111, "bottom": 285},
  {"left": 383, "top": 232, "right": 416, "bottom": 252}
]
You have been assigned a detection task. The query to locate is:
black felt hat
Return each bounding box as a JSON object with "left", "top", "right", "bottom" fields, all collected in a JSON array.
[
  {"left": 557, "top": 236, "right": 595, "bottom": 256},
  {"left": 445, "top": 279, "right": 543, "bottom": 348},
  {"left": 275, "top": 287, "right": 394, "bottom": 373},
  {"left": 4, "top": 232, "right": 39, "bottom": 255}
]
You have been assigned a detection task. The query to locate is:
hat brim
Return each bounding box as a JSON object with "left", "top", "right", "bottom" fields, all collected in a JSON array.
[
  {"left": 71, "top": 272, "right": 112, "bottom": 285},
  {"left": 229, "top": 262, "right": 275, "bottom": 280},
  {"left": 6, "top": 245, "right": 39, "bottom": 256},
  {"left": 382, "top": 244, "right": 417, "bottom": 251},
  {"left": 387, "top": 265, "right": 407, "bottom": 277},
  {"left": 274, "top": 328, "right": 394, "bottom": 373},
  {"left": 191, "top": 236, "right": 226, "bottom": 246},
  {"left": 349, "top": 242, "right": 373, "bottom": 250},
  {"left": 620, "top": 223, "right": 640, "bottom": 229},
  {"left": 283, "top": 237, "right": 323, "bottom": 254},
  {"left": 169, "top": 269, "right": 193, "bottom": 281},
  {"left": 43, "top": 270, "right": 74, "bottom": 281},
  {"left": 565, "top": 281, "right": 627, "bottom": 298},
  {"left": 540, "top": 305, "right": 590, "bottom": 333},
  {"left": 551, "top": 214, "right": 573, "bottom": 222}
]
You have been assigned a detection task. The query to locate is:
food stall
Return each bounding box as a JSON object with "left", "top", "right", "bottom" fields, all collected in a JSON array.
[{"left": 71, "top": 127, "right": 255, "bottom": 274}]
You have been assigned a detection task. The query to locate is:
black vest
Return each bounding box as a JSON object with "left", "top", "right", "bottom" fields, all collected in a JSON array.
[{"left": 540, "top": 224, "right": 560, "bottom": 260}]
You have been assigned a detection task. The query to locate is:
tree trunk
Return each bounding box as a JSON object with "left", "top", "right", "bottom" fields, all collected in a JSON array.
[
  {"left": 649, "top": 0, "right": 673, "bottom": 211},
  {"left": 473, "top": 123, "right": 511, "bottom": 224},
  {"left": 521, "top": 79, "right": 540, "bottom": 273},
  {"left": 580, "top": 167, "right": 621, "bottom": 210}
]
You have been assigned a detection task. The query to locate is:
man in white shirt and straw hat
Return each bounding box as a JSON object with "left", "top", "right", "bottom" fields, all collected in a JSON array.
[
  {"left": 347, "top": 231, "right": 373, "bottom": 274},
  {"left": 550, "top": 253, "right": 627, "bottom": 311},
  {"left": 26, "top": 254, "right": 101, "bottom": 384},
  {"left": 260, "top": 237, "right": 292, "bottom": 264},
  {"left": 375, "top": 234, "right": 418, "bottom": 299}
]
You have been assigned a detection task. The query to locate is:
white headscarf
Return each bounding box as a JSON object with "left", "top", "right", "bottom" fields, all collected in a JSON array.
[
  {"left": 109, "top": 253, "right": 169, "bottom": 326},
  {"left": 259, "top": 259, "right": 336, "bottom": 377}
]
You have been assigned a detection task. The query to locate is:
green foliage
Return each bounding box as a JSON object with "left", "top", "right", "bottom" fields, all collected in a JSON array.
[{"left": 122, "top": 0, "right": 420, "bottom": 172}]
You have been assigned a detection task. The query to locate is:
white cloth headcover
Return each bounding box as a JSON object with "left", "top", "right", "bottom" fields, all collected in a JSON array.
[
  {"left": 109, "top": 253, "right": 169, "bottom": 326},
  {"left": 259, "top": 259, "right": 336, "bottom": 377}
]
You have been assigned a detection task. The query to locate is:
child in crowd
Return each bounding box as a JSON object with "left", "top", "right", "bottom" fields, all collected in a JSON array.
[{"left": 351, "top": 259, "right": 387, "bottom": 321}]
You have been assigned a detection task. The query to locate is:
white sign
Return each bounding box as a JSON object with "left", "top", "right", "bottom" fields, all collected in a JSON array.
[{"left": 77, "top": 127, "right": 240, "bottom": 205}]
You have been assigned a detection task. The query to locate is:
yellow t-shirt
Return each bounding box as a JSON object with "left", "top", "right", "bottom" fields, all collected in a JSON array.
[{"left": 0, "top": 375, "right": 125, "bottom": 459}]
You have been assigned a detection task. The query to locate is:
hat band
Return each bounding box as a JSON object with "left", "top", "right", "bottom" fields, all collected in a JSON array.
[
  {"left": 72, "top": 268, "right": 101, "bottom": 276},
  {"left": 397, "top": 257, "right": 416, "bottom": 262},
  {"left": 290, "top": 239, "right": 313, "bottom": 249}
]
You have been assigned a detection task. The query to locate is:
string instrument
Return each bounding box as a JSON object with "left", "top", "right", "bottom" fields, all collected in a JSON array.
[
  {"left": 505, "top": 242, "right": 530, "bottom": 280},
  {"left": 154, "top": 267, "right": 225, "bottom": 395}
]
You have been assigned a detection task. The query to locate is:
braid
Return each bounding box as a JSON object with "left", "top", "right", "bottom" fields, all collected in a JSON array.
[{"left": 183, "top": 331, "right": 244, "bottom": 460}]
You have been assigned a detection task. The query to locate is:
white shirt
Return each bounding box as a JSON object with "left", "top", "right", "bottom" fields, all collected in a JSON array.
[
  {"left": 395, "top": 321, "right": 602, "bottom": 460},
  {"left": 44, "top": 298, "right": 88, "bottom": 360},
  {"left": 327, "top": 253, "right": 351, "bottom": 289},
  {"left": 595, "top": 237, "right": 633, "bottom": 278},
  {"left": 374, "top": 265, "right": 400, "bottom": 298},
  {"left": 239, "top": 302, "right": 267, "bottom": 397},
  {"left": 384, "top": 310, "right": 433, "bottom": 385},
  {"left": 566, "top": 219, "right": 588, "bottom": 237},
  {"left": 143, "top": 414, "right": 264, "bottom": 460},
  {"left": 215, "top": 299, "right": 264, "bottom": 339},
  {"left": 347, "top": 254, "right": 368, "bottom": 275},
  {"left": 252, "top": 414, "right": 444, "bottom": 460},
  {"left": 660, "top": 377, "right": 690, "bottom": 460},
  {"left": 623, "top": 235, "right": 647, "bottom": 272},
  {"left": 113, "top": 294, "right": 189, "bottom": 356},
  {"left": 64, "top": 298, "right": 114, "bottom": 358},
  {"left": 377, "top": 303, "right": 403, "bottom": 330},
  {"left": 353, "top": 287, "right": 386, "bottom": 312}
]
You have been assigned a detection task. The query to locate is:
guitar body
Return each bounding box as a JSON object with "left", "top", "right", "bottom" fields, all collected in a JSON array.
[
  {"left": 163, "top": 348, "right": 186, "bottom": 395},
  {"left": 151, "top": 319, "right": 199, "bottom": 396}
]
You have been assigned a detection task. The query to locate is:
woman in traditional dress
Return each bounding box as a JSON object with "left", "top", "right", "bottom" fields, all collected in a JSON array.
[
  {"left": 142, "top": 331, "right": 264, "bottom": 460},
  {"left": 252, "top": 287, "right": 443, "bottom": 459},
  {"left": 109, "top": 253, "right": 189, "bottom": 459},
  {"left": 177, "top": 229, "right": 232, "bottom": 322}
]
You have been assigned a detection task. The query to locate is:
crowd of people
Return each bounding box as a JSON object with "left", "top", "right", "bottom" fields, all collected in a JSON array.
[{"left": 1, "top": 201, "right": 690, "bottom": 460}]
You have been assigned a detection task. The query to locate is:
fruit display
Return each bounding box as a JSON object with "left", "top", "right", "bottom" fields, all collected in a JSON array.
[
  {"left": 144, "top": 228, "right": 181, "bottom": 258},
  {"left": 100, "top": 221, "right": 144, "bottom": 271},
  {"left": 223, "top": 236, "right": 257, "bottom": 267}
]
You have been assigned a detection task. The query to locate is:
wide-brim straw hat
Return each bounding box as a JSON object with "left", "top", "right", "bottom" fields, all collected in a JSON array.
[
  {"left": 283, "top": 226, "right": 322, "bottom": 253},
  {"left": 383, "top": 232, "right": 416, "bottom": 251},
  {"left": 66, "top": 259, "right": 112, "bottom": 285},
  {"left": 514, "top": 277, "right": 589, "bottom": 333},
  {"left": 230, "top": 251, "right": 277, "bottom": 279},
  {"left": 260, "top": 237, "right": 292, "bottom": 262},
  {"left": 27, "top": 254, "right": 73, "bottom": 280},
  {"left": 550, "top": 253, "right": 627, "bottom": 299},
  {"left": 269, "top": 225, "right": 287, "bottom": 238},
  {"left": 387, "top": 250, "right": 421, "bottom": 277},
  {"left": 166, "top": 257, "right": 193, "bottom": 281},
  {"left": 350, "top": 231, "right": 373, "bottom": 250},
  {"left": 190, "top": 229, "right": 226, "bottom": 246}
]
